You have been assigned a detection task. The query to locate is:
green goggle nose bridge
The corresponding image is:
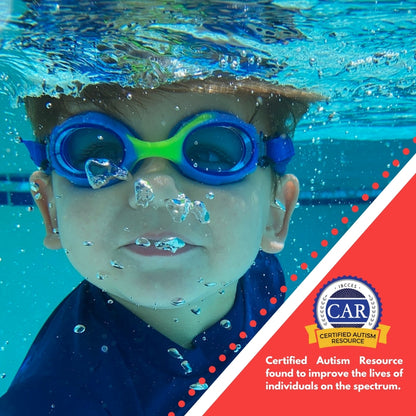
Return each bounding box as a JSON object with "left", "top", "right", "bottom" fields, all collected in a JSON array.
[
  {"left": 126, "top": 112, "right": 216, "bottom": 165},
  {"left": 123, "top": 112, "right": 258, "bottom": 184}
]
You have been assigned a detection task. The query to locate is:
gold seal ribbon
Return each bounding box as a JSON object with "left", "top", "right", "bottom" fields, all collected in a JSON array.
[{"left": 305, "top": 324, "right": 390, "bottom": 348}]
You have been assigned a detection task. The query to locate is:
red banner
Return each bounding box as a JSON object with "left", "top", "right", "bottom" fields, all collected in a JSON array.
[{"left": 186, "top": 149, "right": 416, "bottom": 415}]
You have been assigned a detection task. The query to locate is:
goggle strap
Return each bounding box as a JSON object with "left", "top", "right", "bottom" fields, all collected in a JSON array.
[
  {"left": 22, "top": 140, "right": 51, "bottom": 173},
  {"left": 266, "top": 135, "right": 295, "bottom": 175}
]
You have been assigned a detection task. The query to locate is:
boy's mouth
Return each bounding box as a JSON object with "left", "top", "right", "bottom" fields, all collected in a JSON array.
[{"left": 124, "top": 235, "right": 195, "bottom": 256}]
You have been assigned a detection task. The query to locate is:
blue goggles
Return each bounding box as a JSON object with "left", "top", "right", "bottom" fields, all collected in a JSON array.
[{"left": 23, "top": 111, "right": 294, "bottom": 187}]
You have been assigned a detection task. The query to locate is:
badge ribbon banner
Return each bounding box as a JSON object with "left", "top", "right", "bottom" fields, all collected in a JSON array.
[{"left": 305, "top": 324, "right": 391, "bottom": 348}]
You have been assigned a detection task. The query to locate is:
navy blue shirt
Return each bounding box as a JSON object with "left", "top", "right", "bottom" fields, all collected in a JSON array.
[{"left": 0, "top": 251, "right": 285, "bottom": 416}]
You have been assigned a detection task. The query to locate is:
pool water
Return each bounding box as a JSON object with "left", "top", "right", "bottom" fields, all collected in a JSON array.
[{"left": 0, "top": 0, "right": 415, "bottom": 398}]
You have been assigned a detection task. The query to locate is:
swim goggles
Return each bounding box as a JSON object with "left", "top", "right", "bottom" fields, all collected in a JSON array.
[{"left": 23, "top": 111, "right": 294, "bottom": 187}]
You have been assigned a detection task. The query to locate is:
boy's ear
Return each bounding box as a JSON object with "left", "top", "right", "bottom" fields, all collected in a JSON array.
[
  {"left": 261, "top": 173, "right": 299, "bottom": 254},
  {"left": 29, "top": 171, "right": 62, "bottom": 250}
]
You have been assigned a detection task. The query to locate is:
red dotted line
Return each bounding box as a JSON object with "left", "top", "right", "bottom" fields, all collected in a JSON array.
[
  {"left": 167, "top": 139, "right": 415, "bottom": 415},
  {"left": 167, "top": 376, "right": 210, "bottom": 415}
]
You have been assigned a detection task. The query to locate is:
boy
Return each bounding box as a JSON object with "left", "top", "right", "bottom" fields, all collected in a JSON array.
[{"left": 0, "top": 77, "right": 318, "bottom": 415}]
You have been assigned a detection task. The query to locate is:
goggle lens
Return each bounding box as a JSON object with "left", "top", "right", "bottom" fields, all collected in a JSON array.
[
  {"left": 60, "top": 127, "right": 124, "bottom": 173},
  {"left": 183, "top": 125, "right": 249, "bottom": 173}
]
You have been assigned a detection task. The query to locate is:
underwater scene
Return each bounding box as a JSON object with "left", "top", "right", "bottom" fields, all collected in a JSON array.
[{"left": 0, "top": 0, "right": 415, "bottom": 413}]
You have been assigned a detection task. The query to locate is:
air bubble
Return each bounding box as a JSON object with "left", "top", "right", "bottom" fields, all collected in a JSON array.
[
  {"left": 230, "top": 58, "right": 240, "bottom": 70},
  {"left": 220, "top": 319, "right": 232, "bottom": 330},
  {"left": 110, "top": 260, "right": 124, "bottom": 269},
  {"left": 189, "top": 382, "right": 208, "bottom": 391},
  {"left": 101, "top": 345, "right": 109, "bottom": 353},
  {"left": 30, "top": 182, "right": 39, "bottom": 193},
  {"left": 171, "top": 297, "right": 186, "bottom": 306},
  {"left": 190, "top": 200, "right": 210, "bottom": 224},
  {"left": 73, "top": 324, "right": 86, "bottom": 334},
  {"left": 167, "top": 347, "right": 183, "bottom": 360},
  {"left": 274, "top": 199, "right": 286, "bottom": 212},
  {"left": 191, "top": 307, "right": 201, "bottom": 315},
  {"left": 134, "top": 179, "right": 154, "bottom": 207},
  {"left": 45, "top": 102, "right": 52, "bottom": 109},
  {"left": 204, "top": 282, "right": 217, "bottom": 287},
  {"left": 234, "top": 344, "right": 242, "bottom": 353},
  {"left": 205, "top": 192, "right": 215, "bottom": 200},
  {"left": 219, "top": 55, "right": 228, "bottom": 68},
  {"left": 83, "top": 241, "right": 94, "bottom": 246},
  {"left": 165, "top": 194, "right": 192, "bottom": 223},
  {"left": 85, "top": 158, "right": 128, "bottom": 189},
  {"left": 154, "top": 237, "right": 186, "bottom": 253},
  {"left": 181, "top": 360, "right": 192, "bottom": 374},
  {"left": 135, "top": 237, "right": 151, "bottom": 247},
  {"left": 96, "top": 272, "right": 107, "bottom": 280},
  {"left": 126, "top": 92, "right": 133, "bottom": 100}
]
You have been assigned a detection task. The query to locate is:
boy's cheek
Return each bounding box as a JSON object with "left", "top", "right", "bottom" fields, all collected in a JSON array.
[{"left": 208, "top": 183, "right": 270, "bottom": 241}]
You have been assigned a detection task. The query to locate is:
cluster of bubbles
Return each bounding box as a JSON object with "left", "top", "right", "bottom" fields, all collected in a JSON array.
[
  {"left": 136, "top": 237, "right": 186, "bottom": 254},
  {"left": 83, "top": 157, "right": 212, "bottom": 226},
  {"left": 133, "top": 178, "right": 211, "bottom": 224},
  {"left": 165, "top": 194, "right": 210, "bottom": 224}
]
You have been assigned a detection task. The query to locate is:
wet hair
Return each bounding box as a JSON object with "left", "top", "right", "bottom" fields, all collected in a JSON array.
[{"left": 25, "top": 75, "right": 322, "bottom": 141}]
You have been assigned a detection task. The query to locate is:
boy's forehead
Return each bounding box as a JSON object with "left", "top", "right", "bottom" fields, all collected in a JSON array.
[
  {"left": 29, "top": 90, "right": 252, "bottom": 138},
  {"left": 66, "top": 86, "right": 257, "bottom": 114},
  {"left": 63, "top": 88, "right": 264, "bottom": 139}
]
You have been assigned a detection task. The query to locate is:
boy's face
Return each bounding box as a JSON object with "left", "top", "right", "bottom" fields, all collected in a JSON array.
[{"left": 33, "top": 89, "right": 295, "bottom": 311}]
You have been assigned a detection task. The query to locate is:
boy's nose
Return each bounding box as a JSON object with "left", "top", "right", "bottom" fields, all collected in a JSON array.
[{"left": 128, "top": 158, "right": 184, "bottom": 209}]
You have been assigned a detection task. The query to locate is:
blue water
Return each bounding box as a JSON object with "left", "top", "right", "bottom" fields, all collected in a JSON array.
[{"left": 0, "top": 0, "right": 415, "bottom": 396}]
